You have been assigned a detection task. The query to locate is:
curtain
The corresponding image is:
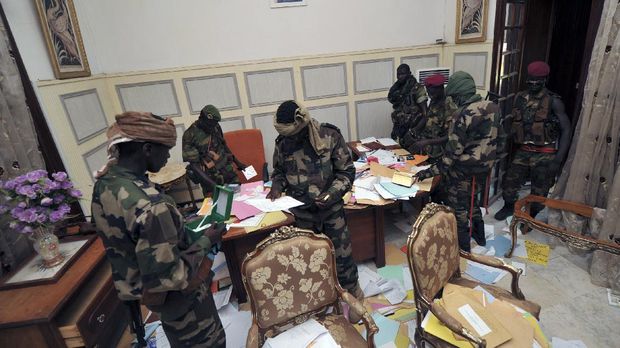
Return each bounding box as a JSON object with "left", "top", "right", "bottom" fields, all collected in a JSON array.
[
  {"left": 0, "top": 19, "right": 46, "bottom": 275},
  {"left": 548, "top": 0, "right": 620, "bottom": 290}
]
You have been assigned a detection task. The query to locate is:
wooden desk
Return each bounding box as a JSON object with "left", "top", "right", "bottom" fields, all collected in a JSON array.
[
  {"left": 347, "top": 141, "right": 400, "bottom": 160},
  {"left": 0, "top": 238, "right": 128, "bottom": 348}
]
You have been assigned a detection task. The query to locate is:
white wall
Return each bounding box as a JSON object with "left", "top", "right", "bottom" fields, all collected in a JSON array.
[{"left": 0, "top": 0, "right": 496, "bottom": 82}]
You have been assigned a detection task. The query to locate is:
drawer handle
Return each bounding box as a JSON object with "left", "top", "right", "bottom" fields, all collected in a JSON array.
[{"left": 97, "top": 314, "right": 106, "bottom": 323}]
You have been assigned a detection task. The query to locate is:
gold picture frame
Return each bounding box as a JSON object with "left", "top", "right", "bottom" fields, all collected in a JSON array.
[
  {"left": 455, "top": 0, "right": 489, "bottom": 44},
  {"left": 34, "top": 0, "right": 90, "bottom": 79}
]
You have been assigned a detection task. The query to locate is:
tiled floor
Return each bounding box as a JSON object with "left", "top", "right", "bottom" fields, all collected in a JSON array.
[{"left": 382, "top": 198, "right": 620, "bottom": 348}]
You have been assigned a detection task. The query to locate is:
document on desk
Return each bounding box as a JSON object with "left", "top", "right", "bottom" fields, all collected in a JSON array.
[
  {"left": 245, "top": 196, "right": 304, "bottom": 212},
  {"left": 228, "top": 213, "right": 265, "bottom": 228},
  {"left": 377, "top": 137, "right": 399, "bottom": 146},
  {"left": 360, "top": 136, "right": 377, "bottom": 144}
]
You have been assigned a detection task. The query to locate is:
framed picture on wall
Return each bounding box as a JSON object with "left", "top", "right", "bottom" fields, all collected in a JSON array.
[
  {"left": 34, "top": 0, "right": 90, "bottom": 79},
  {"left": 455, "top": 0, "right": 489, "bottom": 44},
  {"left": 271, "top": 0, "right": 307, "bottom": 8}
]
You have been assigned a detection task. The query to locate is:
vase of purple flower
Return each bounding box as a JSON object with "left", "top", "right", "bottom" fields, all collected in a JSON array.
[{"left": 0, "top": 169, "right": 82, "bottom": 268}]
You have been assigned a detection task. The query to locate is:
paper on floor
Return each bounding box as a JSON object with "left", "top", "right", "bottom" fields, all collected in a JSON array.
[
  {"left": 484, "top": 224, "right": 495, "bottom": 239},
  {"left": 212, "top": 252, "right": 229, "bottom": 281},
  {"left": 512, "top": 261, "right": 526, "bottom": 276},
  {"left": 608, "top": 288, "right": 620, "bottom": 307},
  {"left": 551, "top": 337, "right": 587, "bottom": 348},
  {"left": 372, "top": 312, "right": 401, "bottom": 347},
  {"left": 218, "top": 303, "right": 252, "bottom": 348},
  {"left": 213, "top": 286, "right": 233, "bottom": 310},
  {"left": 263, "top": 318, "right": 333, "bottom": 348}
]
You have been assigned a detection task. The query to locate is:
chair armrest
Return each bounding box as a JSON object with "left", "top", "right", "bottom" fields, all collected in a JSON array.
[
  {"left": 341, "top": 291, "right": 378, "bottom": 348},
  {"left": 460, "top": 251, "right": 525, "bottom": 300},
  {"left": 246, "top": 320, "right": 260, "bottom": 348},
  {"left": 430, "top": 302, "right": 486, "bottom": 348}
]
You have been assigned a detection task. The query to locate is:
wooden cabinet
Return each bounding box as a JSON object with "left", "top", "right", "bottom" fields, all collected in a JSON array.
[{"left": 0, "top": 238, "right": 128, "bottom": 348}]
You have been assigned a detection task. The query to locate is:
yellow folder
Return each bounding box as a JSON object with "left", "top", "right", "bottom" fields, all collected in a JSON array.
[{"left": 245, "top": 211, "right": 288, "bottom": 233}]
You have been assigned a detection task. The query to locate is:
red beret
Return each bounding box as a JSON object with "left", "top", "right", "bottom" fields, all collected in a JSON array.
[
  {"left": 424, "top": 74, "right": 447, "bottom": 87},
  {"left": 527, "top": 61, "right": 550, "bottom": 77}
]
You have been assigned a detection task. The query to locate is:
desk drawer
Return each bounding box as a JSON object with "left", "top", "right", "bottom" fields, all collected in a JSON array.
[{"left": 58, "top": 263, "right": 127, "bottom": 347}]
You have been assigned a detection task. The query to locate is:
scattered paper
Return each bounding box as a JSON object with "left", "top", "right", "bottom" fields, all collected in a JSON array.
[
  {"left": 378, "top": 265, "right": 405, "bottom": 284},
  {"left": 525, "top": 240, "right": 550, "bottom": 266},
  {"left": 358, "top": 265, "right": 384, "bottom": 297},
  {"left": 369, "top": 149, "right": 400, "bottom": 166},
  {"left": 485, "top": 235, "right": 512, "bottom": 257},
  {"left": 374, "top": 183, "right": 398, "bottom": 200},
  {"left": 239, "top": 180, "right": 265, "bottom": 197},
  {"left": 353, "top": 161, "right": 369, "bottom": 170},
  {"left": 354, "top": 186, "right": 383, "bottom": 202},
  {"left": 264, "top": 319, "right": 332, "bottom": 348},
  {"left": 231, "top": 200, "right": 262, "bottom": 220},
  {"left": 212, "top": 252, "right": 229, "bottom": 281},
  {"left": 380, "top": 182, "right": 418, "bottom": 198},
  {"left": 213, "top": 286, "right": 232, "bottom": 310},
  {"left": 465, "top": 261, "right": 505, "bottom": 284},
  {"left": 471, "top": 245, "right": 487, "bottom": 255},
  {"left": 154, "top": 324, "right": 171, "bottom": 348},
  {"left": 228, "top": 213, "right": 265, "bottom": 228},
  {"left": 370, "top": 162, "right": 397, "bottom": 178},
  {"left": 513, "top": 238, "right": 529, "bottom": 258},
  {"left": 354, "top": 176, "right": 379, "bottom": 190},
  {"left": 372, "top": 313, "right": 401, "bottom": 347},
  {"left": 402, "top": 266, "right": 413, "bottom": 291},
  {"left": 356, "top": 144, "right": 371, "bottom": 152},
  {"left": 458, "top": 304, "right": 492, "bottom": 336},
  {"left": 484, "top": 224, "right": 495, "bottom": 239},
  {"left": 219, "top": 304, "right": 252, "bottom": 348},
  {"left": 245, "top": 196, "right": 304, "bottom": 212},
  {"left": 551, "top": 337, "right": 587, "bottom": 348},
  {"left": 377, "top": 137, "right": 399, "bottom": 147},
  {"left": 242, "top": 165, "right": 257, "bottom": 180},
  {"left": 360, "top": 137, "right": 377, "bottom": 144},
  {"left": 608, "top": 288, "right": 620, "bottom": 308},
  {"left": 382, "top": 279, "right": 407, "bottom": 304},
  {"left": 473, "top": 285, "right": 496, "bottom": 304}
]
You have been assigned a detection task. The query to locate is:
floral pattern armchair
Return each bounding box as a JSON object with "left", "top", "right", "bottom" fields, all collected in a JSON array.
[
  {"left": 405, "top": 203, "right": 541, "bottom": 348},
  {"left": 242, "top": 226, "right": 378, "bottom": 348}
]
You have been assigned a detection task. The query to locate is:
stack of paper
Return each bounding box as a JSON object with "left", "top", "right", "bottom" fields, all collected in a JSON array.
[
  {"left": 263, "top": 319, "right": 339, "bottom": 348},
  {"left": 245, "top": 196, "right": 304, "bottom": 212},
  {"left": 379, "top": 182, "right": 418, "bottom": 199},
  {"left": 464, "top": 261, "right": 507, "bottom": 285},
  {"left": 377, "top": 138, "right": 399, "bottom": 147},
  {"left": 368, "top": 149, "right": 399, "bottom": 166}
]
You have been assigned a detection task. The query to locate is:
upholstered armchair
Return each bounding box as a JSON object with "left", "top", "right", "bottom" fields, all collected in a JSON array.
[
  {"left": 242, "top": 226, "right": 378, "bottom": 348},
  {"left": 405, "top": 203, "right": 541, "bottom": 348}
]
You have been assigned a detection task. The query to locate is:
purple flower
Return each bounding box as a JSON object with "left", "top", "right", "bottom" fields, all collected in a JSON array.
[
  {"left": 18, "top": 209, "right": 38, "bottom": 223},
  {"left": 36, "top": 214, "right": 48, "bottom": 223},
  {"left": 3, "top": 179, "right": 17, "bottom": 190},
  {"left": 16, "top": 185, "right": 36, "bottom": 199},
  {"left": 47, "top": 180, "right": 61, "bottom": 191},
  {"left": 14, "top": 175, "right": 28, "bottom": 185},
  {"left": 59, "top": 203, "right": 71, "bottom": 213},
  {"left": 60, "top": 181, "right": 73, "bottom": 189},
  {"left": 52, "top": 172, "right": 68, "bottom": 182},
  {"left": 26, "top": 171, "right": 44, "bottom": 183},
  {"left": 49, "top": 210, "right": 65, "bottom": 223},
  {"left": 53, "top": 194, "right": 65, "bottom": 204},
  {"left": 21, "top": 225, "right": 33, "bottom": 234},
  {"left": 17, "top": 202, "right": 27, "bottom": 209},
  {"left": 41, "top": 197, "right": 53, "bottom": 206},
  {"left": 10, "top": 207, "right": 24, "bottom": 218},
  {"left": 69, "top": 189, "right": 82, "bottom": 198},
  {"left": 0, "top": 205, "right": 8, "bottom": 214}
]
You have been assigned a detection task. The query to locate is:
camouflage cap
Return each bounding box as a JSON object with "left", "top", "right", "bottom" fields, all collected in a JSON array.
[{"left": 200, "top": 105, "right": 221, "bottom": 121}]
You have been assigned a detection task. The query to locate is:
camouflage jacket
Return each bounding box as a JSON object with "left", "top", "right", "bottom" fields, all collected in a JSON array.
[
  {"left": 415, "top": 97, "right": 458, "bottom": 158},
  {"left": 182, "top": 121, "right": 238, "bottom": 185},
  {"left": 91, "top": 165, "right": 212, "bottom": 303},
  {"left": 388, "top": 76, "right": 428, "bottom": 127},
  {"left": 421, "top": 98, "right": 500, "bottom": 178},
  {"left": 271, "top": 124, "right": 355, "bottom": 206}
]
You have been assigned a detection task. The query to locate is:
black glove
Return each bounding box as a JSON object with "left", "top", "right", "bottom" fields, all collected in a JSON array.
[
  {"left": 415, "top": 169, "right": 432, "bottom": 181},
  {"left": 266, "top": 185, "right": 283, "bottom": 201},
  {"left": 204, "top": 222, "right": 227, "bottom": 245},
  {"left": 315, "top": 189, "right": 340, "bottom": 209}
]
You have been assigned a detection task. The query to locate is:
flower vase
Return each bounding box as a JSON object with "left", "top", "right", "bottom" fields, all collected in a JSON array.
[{"left": 31, "top": 228, "right": 64, "bottom": 268}]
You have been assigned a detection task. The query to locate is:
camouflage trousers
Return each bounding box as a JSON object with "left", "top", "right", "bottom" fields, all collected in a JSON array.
[
  {"left": 292, "top": 203, "right": 360, "bottom": 294},
  {"left": 444, "top": 172, "right": 486, "bottom": 251},
  {"left": 502, "top": 149, "right": 557, "bottom": 211},
  {"left": 160, "top": 285, "right": 226, "bottom": 348}
]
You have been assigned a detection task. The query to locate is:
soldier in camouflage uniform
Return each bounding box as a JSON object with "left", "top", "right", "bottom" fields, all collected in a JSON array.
[
  {"left": 416, "top": 72, "right": 500, "bottom": 251},
  {"left": 267, "top": 100, "right": 362, "bottom": 298},
  {"left": 405, "top": 74, "right": 458, "bottom": 165},
  {"left": 92, "top": 112, "right": 226, "bottom": 347},
  {"left": 388, "top": 64, "right": 428, "bottom": 146},
  {"left": 183, "top": 105, "right": 246, "bottom": 195},
  {"left": 495, "top": 61, "right": 571, "bottom": 220}
]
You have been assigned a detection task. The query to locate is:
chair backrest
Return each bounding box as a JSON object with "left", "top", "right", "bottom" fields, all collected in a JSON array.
[
  {"left": 242, "top": 226, "right": 340, "bottom": 330},
  {"left": 223, "top": 129, "right": 266, "bottom": 183},
  {"left": 406, "top": 203, "right": 460, "bottom": 305}
]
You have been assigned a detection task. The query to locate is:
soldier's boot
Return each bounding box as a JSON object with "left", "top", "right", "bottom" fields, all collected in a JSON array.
[
  {"left": 471, "top": 219, "right": 486, "bottom": 246},
  {"left": 494, "top": 203, "right": 515, "bottom": 221},
  {"left": 347, "top": 282, "right": 364, "bottom": 323},
  {"left": 457, "top": 227, "right": 472, "bottom": 252}
]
